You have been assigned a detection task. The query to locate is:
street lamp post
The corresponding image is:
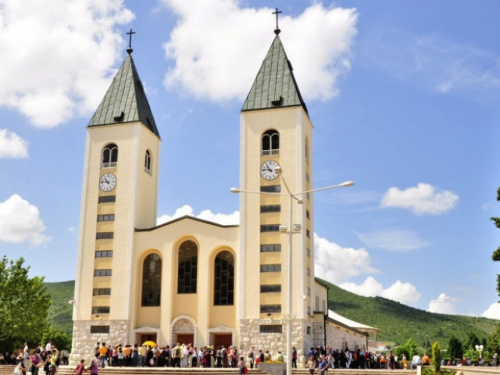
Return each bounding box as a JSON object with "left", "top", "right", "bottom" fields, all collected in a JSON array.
[
  {"left": 231, "top": 167, "right": 353, "bottom": 375},
  {"left": 476, "top": 344, "right": 484, "bottom": 361}
]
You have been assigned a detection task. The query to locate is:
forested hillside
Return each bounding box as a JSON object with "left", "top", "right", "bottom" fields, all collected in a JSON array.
[
  {"left": 323, "top": 278, "right": 498, "bottom": 347},
  {"left": 44, "top": 280, "right": 74, "bottom": 336}
]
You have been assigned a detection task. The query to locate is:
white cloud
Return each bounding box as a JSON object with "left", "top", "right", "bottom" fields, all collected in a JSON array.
[
  {"left": 157, "top": 205, "right": 240, "bottom": 226},
  {"left": 356, "top": 229, "right": 431, "bottom": 252},
  {"left": 0, "top": 194, "right": 50, "bottom": 245},
  {"left": 339, "top": 276, "right": 421, "bottom": 305},
  {"left": 0, "top": 0, "right": 134, "bottom": 127},
  {"left": 381, "top": 183, "right": 459, "bottom": 215},
  {"left": 67, "top": 227, "right": 75, "bottom": 233},
  {"left": 0, "top": 129, "right": 29, "bottom": 158},
  {"left": 314, "top": 233, "right": 377, "bottom": 284},
  {"left": 363, "top": 31, "right": 500, "bottom": 100},
  {"left": 482, "top": 303, "right": 500, "bottom": 320},
  {"left": 428, "top": 293, "right": 457, "bottom": 314},
  {"left": 161, "top": 0, "right": 358, "bottom": 102}
]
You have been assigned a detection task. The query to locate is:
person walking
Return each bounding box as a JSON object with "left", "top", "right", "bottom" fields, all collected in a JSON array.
[{"left": 292, "top": 347, "right": 298, "bottom": 368}]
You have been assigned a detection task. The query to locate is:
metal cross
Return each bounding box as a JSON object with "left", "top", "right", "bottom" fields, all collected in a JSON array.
[
  {"left": 126, "top": 29, "right": 136, "bottom": 49},
  {"left": 272, "top": 8, "right": 282, "bottom": 29}
]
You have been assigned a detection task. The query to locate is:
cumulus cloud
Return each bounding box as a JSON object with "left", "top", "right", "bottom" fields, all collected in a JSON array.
[
  {"left": 381, "top": 183, "right": 459, "bottom": 215},
  {"left": 157, "top": 205, "right": 240, "bottom": 226},
  {"left": 428, "top": 293, "right": 457, "bottom": 314},
  {"left": 0, "top": 194, "right": 50, "bottom": 245},
  {"left": 482, "top": 302, "right": 500, "bottom": 320},
  {"left": 0, "top": 129, "right": 29, "bottom": 158},
  {"left": 314, "top": 233, "right": 377, "bottom": 284},
  {"left": 161, "top": 0, "right": 358, "bottom": 102},
  {"left": 339, "top": 276, "right": 421, "bottom": 305},
  {"left": 356, "top": 229, "right": 431, "bottom": 252},
  {"left": 0, "top": 0, "right": 134, "bottom": 127}
]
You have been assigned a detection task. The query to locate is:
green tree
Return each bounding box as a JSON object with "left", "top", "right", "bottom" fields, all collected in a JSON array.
[
  {"left": 489, "top": 324, "right": 500, "bottom": 354},
  {"left": 431, "top": 341, "right": 442, "bottom": 373},
  {"left": 447, "top": 335, "right": 463, "bottom": 359},
  {"left": 42, "top": 326, "right": 71, "bottom": 351},
  {"left": 463, "top": 332, "right": 480, "bottom": 352},
  {"left": 0, "top": 257, "right": 52, "bottom": 351},
  {"left": 491, "top": 187, "right": 500, "bottom": 295},
  {"left": 405, "top": 338, "right": 419, "bottom": 359}
]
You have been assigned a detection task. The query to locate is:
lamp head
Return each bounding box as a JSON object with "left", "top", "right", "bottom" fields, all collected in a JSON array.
[
  {"left": 275, "top": 166, "right": 282, "bottom": 174},
  {"left": 339, "top": 181, "right": 354, "bottom": 187},
  {"left": 230, "top": 187, "right": 240, "bottom": 193}
]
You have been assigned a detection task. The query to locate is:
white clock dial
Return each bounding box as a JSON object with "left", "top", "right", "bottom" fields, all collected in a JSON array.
[
  {"left": 99, "top": 173, "right": 117, "bottom": 192},
  {"left": 260, "top": 160, "right": 280, "bottom": 181}
]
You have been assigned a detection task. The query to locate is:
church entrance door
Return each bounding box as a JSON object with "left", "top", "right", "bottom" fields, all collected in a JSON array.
[
  {"left": 140, "top": 333, "right": 157, "bottom": 344},
  {"left": 177, "top": 334, "right": 194, "bottom": 345},
  {"left": 214, "top": 334, "right": 232, "bottom": 348}
]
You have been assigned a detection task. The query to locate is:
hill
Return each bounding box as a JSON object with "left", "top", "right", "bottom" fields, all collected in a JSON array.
[
  {"left": 322, "top": 278, "right": 499, "bottom": 347},
  {"left": 44, "top": 280, "right": 74, "bottom": 336},
  {"left": 44, "top": 279, "right": 500, "bottom": 346}
]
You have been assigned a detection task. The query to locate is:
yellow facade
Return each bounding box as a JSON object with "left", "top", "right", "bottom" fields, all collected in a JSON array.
[{"left": 69, "top": 33, "right": 368, "bottom": 367}]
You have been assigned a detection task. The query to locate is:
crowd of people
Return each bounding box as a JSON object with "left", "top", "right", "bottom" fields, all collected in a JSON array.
[
  {"left": 91, "top": 341, "right": 247, "bottom": 368},
  {"left": 303, "top": 346, "right": 408, "bottom": 370},
  {"left": 0, "top": 341, "right": 69, "bottom": 375}
]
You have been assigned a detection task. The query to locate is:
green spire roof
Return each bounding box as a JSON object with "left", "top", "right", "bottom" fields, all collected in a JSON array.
[
  {"left": 242, "top": 35, "right": 307, "bottom": 114},
  {"left": 88, "top": 54, "right": 160, "bottom": 138}
]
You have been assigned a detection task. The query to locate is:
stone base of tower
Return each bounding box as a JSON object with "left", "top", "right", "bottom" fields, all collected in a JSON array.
[
  {"left": 69, "top": 320, "right": 130, "bottom": 366},
  {"left": 239, "top": 318, "right": 313, "bottom": 367}
]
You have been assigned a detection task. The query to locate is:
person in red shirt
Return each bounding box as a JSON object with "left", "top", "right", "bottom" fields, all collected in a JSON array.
[{"left": 72, "top": 360, "right": 85, "bottom": 375}]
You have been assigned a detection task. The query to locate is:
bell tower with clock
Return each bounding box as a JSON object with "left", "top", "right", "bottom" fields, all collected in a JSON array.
[
  {"left": 238, "top": 26, "right": 316, "bottom": 352},
  {"left": 71, "top": 44, "right": 161, "bottom": 351}
]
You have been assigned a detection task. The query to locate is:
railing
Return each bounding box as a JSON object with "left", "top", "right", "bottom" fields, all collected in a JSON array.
[{"left": 102, "top": 162, "right": 117, "bottom": 168}]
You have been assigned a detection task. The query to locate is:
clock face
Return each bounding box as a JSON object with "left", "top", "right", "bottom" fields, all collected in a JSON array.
[
  {"left": 99, "top": 173, "right": 117, "bottom": 192},
  {"left": 260, "top": 160, "right": 280, "bottom": 180}
]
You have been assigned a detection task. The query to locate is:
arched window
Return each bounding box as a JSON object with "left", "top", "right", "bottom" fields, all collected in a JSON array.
[
  {"left": 214, "top": 250, "right": 234, "bottom": 305},
  {"left": 102, "top": 143, "right": 118, "bottom": 168},
  {"left": 145, "top": 150, "right": 152, "bottom": 174},
  {"left": 261, "top": 129, "right": 280, "bottom": 155},
  {"left": 141, "top": 254, "right": 161, "bottom": 306},
  {"left": 178, "top": 240, "right": 198, "bottom": 294}
]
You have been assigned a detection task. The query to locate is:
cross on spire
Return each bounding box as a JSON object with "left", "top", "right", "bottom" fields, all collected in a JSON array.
[
  {"left": 272, "top": 8, "right": 282, "bottom": 35},
  {"left": 126, "top": 29, "right": 136, "bottom": 54}
]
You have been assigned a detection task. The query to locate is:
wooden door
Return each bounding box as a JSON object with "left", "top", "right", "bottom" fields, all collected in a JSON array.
[
  {"left": 214, "top": 334, "right": 232, "bottom": 348},
  {"left": 176, "top": 334, "right": 194, "bottom": 345},
  {"left": 140, "top": 333, "right": 156, "bottom": 344}
]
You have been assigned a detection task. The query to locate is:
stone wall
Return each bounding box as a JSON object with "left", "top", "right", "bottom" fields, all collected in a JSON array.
[
  {"left": 239, "top": 318, "right": 316, "bottom": 367},
  {"left": 324, "top": 322, "right": 368, "bottom": 351},
  {"left": 313, "top": 322, "right": 325, "bottom": 347},
  {"left": 69, "top": 320, "right": 130, "bottom": 366}
]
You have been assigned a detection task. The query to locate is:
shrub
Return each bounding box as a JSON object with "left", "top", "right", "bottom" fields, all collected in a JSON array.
[{"left": 431, "top": 341, "right": 442, "bottom": 373}]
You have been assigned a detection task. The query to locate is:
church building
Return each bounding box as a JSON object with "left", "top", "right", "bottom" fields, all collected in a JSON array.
[{"left": 69, "top": 24, "right": 374, "bottom": 365}]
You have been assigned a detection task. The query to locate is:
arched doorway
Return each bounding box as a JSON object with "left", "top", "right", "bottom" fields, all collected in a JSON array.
[{"left": 170, "top": 315, "right": 198, "bottom": 346}]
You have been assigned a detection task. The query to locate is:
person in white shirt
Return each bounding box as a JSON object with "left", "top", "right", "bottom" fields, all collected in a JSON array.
[
  {"left": 411, "top": 354, "right": 422, "bottom": 370},
  {"left": 45, "top": 342, "right": 52, "bottom": 353}
]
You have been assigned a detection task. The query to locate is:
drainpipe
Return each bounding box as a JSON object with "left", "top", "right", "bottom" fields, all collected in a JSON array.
[{"left": 324, "top": 284, "right": 329, "bottom": 348}]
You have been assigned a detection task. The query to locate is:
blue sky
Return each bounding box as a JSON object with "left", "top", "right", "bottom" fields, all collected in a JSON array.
[{"left": 1, "top": 0, "right": 500, "bottom": 318}]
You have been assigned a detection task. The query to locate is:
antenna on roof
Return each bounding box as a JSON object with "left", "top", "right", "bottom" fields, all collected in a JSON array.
[
  {"left": 272, "top": 8, "right": 282, "bottom": 35},
  {"left": 126, "top": 28, "right": 136, "bottom": 54}
]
